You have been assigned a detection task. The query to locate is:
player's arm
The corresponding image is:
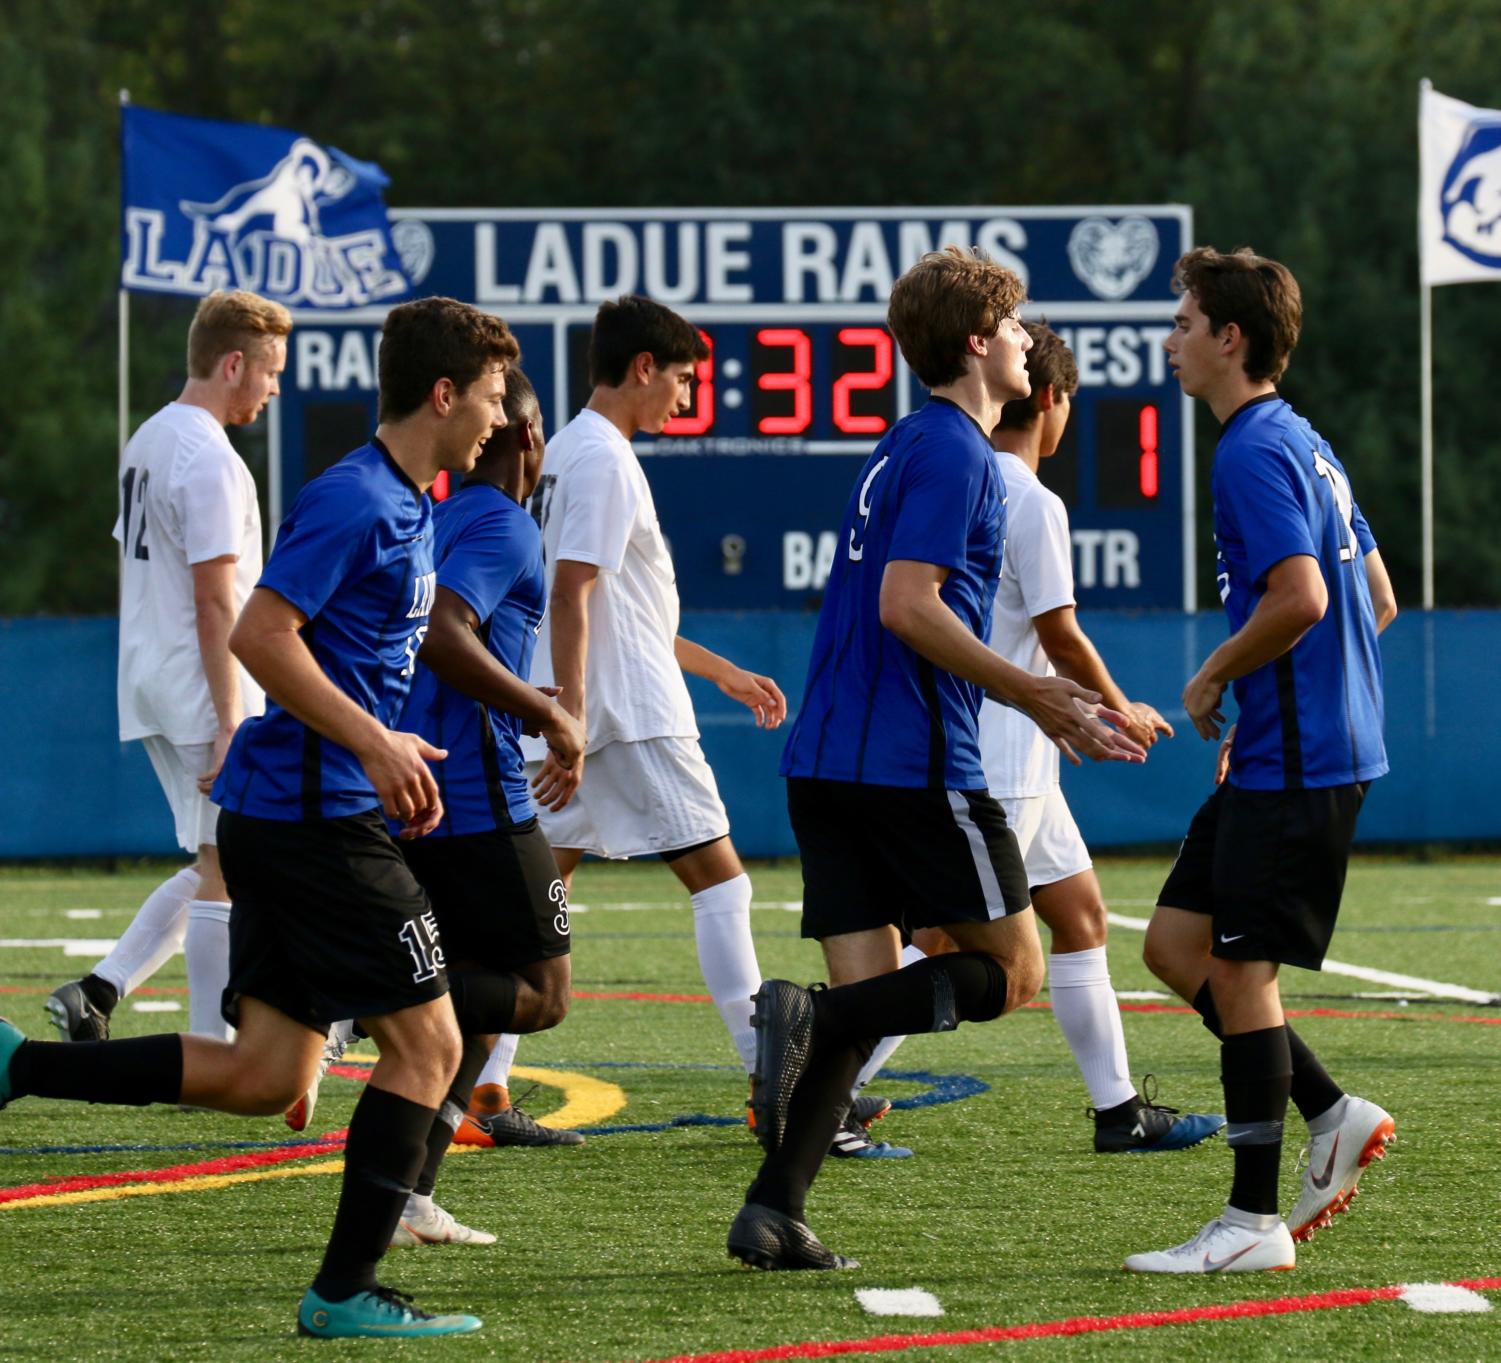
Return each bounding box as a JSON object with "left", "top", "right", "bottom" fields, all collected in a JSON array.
[
  {"left": 191, "top": 555, "right": 246, "bottom": 792},
  {"left": 1364, "top": 548, "right": 1398, "bottom": 633},
  {"left": 879, "top": 560, "right": 1144, "bottom": 765},
  {"left": 674, "top": 636, "right": 786, "bottom": 729},
  {"left": 548, "top": 558, "right": 598, "bottom": 725},
  {"left": 230, "top": 586, "right": 446, "bottom": 836},
  {"left": 419, "top": 586, "right": 584, "bottom": 808},
  {"left": 1182, "top": 553, "right": 1327, "bottom": 740},
  {"left": 1032, "top": 605, "right": 1174, "bottom": 750}
]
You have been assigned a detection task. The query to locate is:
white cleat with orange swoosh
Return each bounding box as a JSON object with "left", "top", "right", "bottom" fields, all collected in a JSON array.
[
  {"left": 1287, "top": 1095, "right": 1395, "bottom": 1242},
  {"left": 1124, "top": 1215, "right": 1297, "bottom": 1273}
]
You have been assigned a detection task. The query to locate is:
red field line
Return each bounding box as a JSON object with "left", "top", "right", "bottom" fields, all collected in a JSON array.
[
  {"left": 0, "top": 1132, "right": 348, "bottom": 1204},
  {"left": 633, "top": 1278, "right": 1501, "bottom": 1363}
]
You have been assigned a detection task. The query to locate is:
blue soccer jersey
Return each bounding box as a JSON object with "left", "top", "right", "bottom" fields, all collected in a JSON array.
[
  {"left": 213, "top": 440, "right": 436, "bottom": 820},
  {"left": 398, "top": 480, "right": 546, "bottom": 835},
  {"left": 1213, "top": 394, "right": 1388, "bottom": 791},
  {"left": 780, "top": 398, "right": 1006, "bottom": 789}
]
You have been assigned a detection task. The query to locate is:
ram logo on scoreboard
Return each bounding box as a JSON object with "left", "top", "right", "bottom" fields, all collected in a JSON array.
[{"left": 276, "top": 206, "right": 1194, "bottom": 610}]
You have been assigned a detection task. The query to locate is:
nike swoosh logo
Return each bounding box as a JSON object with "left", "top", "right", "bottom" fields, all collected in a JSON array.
[
  {"left": 1219, "top": 933, "right": 1247, "bottom": 944},
  {"left": 1311, "top": 1133, "right": 1341, "bottom": 1190},
  {"left": 1203, "top": 1241, "right": 1260, "bottom": 1271}
]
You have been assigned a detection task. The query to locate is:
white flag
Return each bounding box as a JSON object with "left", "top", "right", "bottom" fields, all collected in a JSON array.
[{"left": 1419, "top": 81, "right": 1501, "bottom": 287}]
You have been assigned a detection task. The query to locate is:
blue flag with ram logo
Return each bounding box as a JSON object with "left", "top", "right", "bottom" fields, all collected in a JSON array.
[{"left": 120, "top": 105, "right": 415, "bottom": 309}]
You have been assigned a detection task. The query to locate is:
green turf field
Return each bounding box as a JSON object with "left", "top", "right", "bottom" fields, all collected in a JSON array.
[{"left": 0, "top": 856, "right": 1497, "bottom": 1361}]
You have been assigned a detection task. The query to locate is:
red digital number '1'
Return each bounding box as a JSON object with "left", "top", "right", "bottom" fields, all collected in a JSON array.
[
  {"left": 1138, "top": 403, "right": 1159, "bottom": 499},
  {"left": 832, "top": 328, "right": 893, "bottom": 434},
  {"left": 756, "top": 328, "right": 812, "bottom": 435},
  {"left": 663, "top": 330, "right": 715, "bottom": 436}
]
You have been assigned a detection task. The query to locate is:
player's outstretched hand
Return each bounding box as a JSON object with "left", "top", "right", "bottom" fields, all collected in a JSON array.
[
  {"left": 1024, "top": 676, "right": 1146, "bottom": 766},
  {"left": 1215, "top": 722, "right": 1237, "bottom": 785},
  {"left": 717, "top": 668, "right": 788, "bottom": 729},
  {"left": 531, "top": 750, "right": 582, "bottom": 812},
  {"left": 1126, "top": 701, "right": 1175, "bottom": 751},
  {"left": 1182, "top": 669, "right": 1228, "bottom": 741},
  {"left": 361, "top": 730, "right": 447, "bottom": 838}
]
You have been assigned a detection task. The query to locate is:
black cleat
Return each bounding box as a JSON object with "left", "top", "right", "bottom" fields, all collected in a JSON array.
[
  {"left": 1091, "top": 1076, "right": 1224, "bottom": 1153},
  {"left": 850, "top": 1094, "right": 892, "bottom": 1128},
  {"left": 45, "top": 980, "right": 111, "bottom": 1042},
  {"left": 727, "top": 1202, "right": 858, "bottom": 1271},
  {"left": 748, "top": 980, "right": 816, "bottom": 1156}
]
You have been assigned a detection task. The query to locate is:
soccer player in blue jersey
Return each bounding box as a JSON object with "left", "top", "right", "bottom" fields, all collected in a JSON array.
[
  {"left": 1125, "top": 248, "right": 1399, "bottom": 1274},
  {"left": 0, "top": 296, "right": 519, "bottom": 1338},
  {"left": 727, "top": 248, "right": 1145, "bottom": 1271},
  {"left": 385, "top": 367, "right": 590, "bottom": 1240}
]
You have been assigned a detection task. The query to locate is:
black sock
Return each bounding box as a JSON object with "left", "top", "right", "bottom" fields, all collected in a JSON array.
[
  {"left": 1221, "top": 1026, "right": 1292, "bottom": 1216},
  {"left": 413, "top": 1035, "right": 491, "bottom": 1200},
  {"left": 747, "top": 1038, "right": 874, "bottom": 1221},
  {"left": 313, "top": 1086, "right": 436, "bottom": 1301},
  {"left": 80, "top": 974, "right": 119, "bottom": 1016},
  {"left": 447, "top": 969, "right": 519, "bottom": 1036},
  {"left": 1193, "top": 984, "right": 1343, "bottom": 1121},
  {"left": 811, "top": 953, "right": 1007, "bottom": 1050},
  {"left": 10, "top": 1035, "right": 183, "bottom": 1106}
]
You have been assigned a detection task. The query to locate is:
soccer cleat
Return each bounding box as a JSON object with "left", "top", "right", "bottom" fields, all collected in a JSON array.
[
  {"left": 0, "top": 1018, "right": 24, "bottom": 1109},
  {"left": 1286, "top": 1095, "right": 1395, "bottom": 1242},
  {"left": 284, "top": 1020, "right": 354, "bottom": 1133},
  {"left": 850, "top": 1093, "right": 892, "bottom": 1128},
  {"left": 455, "top": 1103, "right": 585, "bottom": 1148},
  {"left": 390, "top": 1200, "right": 497, "bottom": 1247},
  {"left": 1092, "top": 1081, "right": 1225, "bottom": 1154},
  {"left": 727, "top": 1202, "right": 859, "bottom": 1271},
  {"left": 296, "top": 1285, "right": 482, "bottom": 1338},
  {"left": 45, "top": 980, "right": 110, "bottom": 1042},
  {"left": 748, "top": 980, "right": 817, "bottom": 1156},
  {"left": 829, "top": 1105, "right": 913, "bottom": 1159},
  {"left": 1123, "top": 1216, "right": 1296, "bottom": 1273}
]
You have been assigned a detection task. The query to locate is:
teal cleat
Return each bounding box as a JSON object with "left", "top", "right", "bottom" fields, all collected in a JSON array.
[
  {"left": 0, "top": 1018, "right": 24, "bottom": 1110},
  {"left": 297, "top": 1285, "right": 482, "bottom": 1339}
]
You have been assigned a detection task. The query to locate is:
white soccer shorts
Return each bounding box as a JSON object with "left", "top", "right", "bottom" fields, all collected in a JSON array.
[
  {"left": 999, "top": 786, "right": 1092, "bottom": 889},
  {"left": 527, "top": 736, "right": 730, "bottom": 859},
  {"left": 141, "top": 736, "right": 220, "bottom": 852}
]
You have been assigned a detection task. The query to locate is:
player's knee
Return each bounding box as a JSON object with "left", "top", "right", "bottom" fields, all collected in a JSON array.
[
  {"left": 1002, "top": 937, "right": 1046, "bottom": 1012},
  {"left": 532, "top": 989, "right": 570, "bottom": 1032},
  {"left": 1141, "top": 919, "right": 1176, "bottom": 983}
]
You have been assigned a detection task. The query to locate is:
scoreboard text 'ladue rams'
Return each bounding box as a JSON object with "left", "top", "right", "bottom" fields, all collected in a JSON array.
[{"left": 275, "top": 207, "right": 1195, "bottom": 611}]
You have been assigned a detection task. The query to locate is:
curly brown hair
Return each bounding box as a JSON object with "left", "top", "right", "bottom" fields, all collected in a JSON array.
[
  {"left": 887, "top": 246, "right": 1027, "bottom": 389},
  {"left": 378, "top": 297, "right": 521, "bottom": 421},
  {"left": 1172, "top": 247, "right": 1302, "bottom": 383},
  {"left": 995, "top": 322, "right": 1078, "bottom": 430}
]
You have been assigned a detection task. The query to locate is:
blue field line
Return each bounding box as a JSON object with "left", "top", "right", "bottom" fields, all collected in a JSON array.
[{"left": 0, "top": 1066, "right": 987, "bottom": 1157}]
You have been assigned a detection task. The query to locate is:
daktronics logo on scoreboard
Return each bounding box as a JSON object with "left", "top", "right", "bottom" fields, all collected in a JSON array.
[{"left": 278, "top": 206, "right": 1195, "bottom": 609}]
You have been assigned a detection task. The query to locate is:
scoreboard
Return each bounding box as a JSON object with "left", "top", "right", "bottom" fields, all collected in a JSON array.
[{"left": 275, "top": 206, "right": 1195, "bottom": 609}]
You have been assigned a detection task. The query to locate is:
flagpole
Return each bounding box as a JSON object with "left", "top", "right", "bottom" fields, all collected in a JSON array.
[{"left": 1417, "top": 77, "right": 1435, "bottom": 611}]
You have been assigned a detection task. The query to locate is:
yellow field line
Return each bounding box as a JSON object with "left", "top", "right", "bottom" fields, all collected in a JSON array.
[{"left": 2, "top": 1065, "right": 626, "bottom": 1210}]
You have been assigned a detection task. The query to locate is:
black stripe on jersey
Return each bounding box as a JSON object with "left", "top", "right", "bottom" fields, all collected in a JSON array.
[
  {"left": 1274, "top": 653, "right": 1304, "bottom": 789},
  {"left": 918, "top": 658, "right": 945, "bottom": 788},
  {"left": 477, "top": 696, "right": 513, "bottom": 828},
  {"left": 806, "top": 613, "right": 847, "bottom": 777},
  {"left": 851, "top": 647, "right": 886, "bottom": 783},
  {"left": 299, "top": 619, "right": 323, "bottom": 819}
]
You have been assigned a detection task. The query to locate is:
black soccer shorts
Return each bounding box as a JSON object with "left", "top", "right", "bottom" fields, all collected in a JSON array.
[
  {"left": 788, "top": 777, "right": 1031, "bottom": 941},
  {"left": 218, "top": 807, "right": 450, "bottom": 1031},
  {"left": 399, "top": 818, "right": 571, "bottom": 970},
  {"left": 1157, "top": 781, "right": 1368, "bottom": 971}
]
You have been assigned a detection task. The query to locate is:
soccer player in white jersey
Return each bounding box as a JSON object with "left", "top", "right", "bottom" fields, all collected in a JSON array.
[
  {"left": 459, "top": 295, "right": 786, "bottom": 1137},
  {"left": 48, "top": 291, "right": 290, "bottom": 1044},
  {"left": 970, "top": 322, "right": 1221, "bottom": 1152}
]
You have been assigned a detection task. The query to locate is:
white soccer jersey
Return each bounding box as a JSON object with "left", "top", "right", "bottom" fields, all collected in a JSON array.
[
  {"left": 979, "top": 450, "right": 1076, "bottom": 798},
  {"left": 524, "top": 408, "right": 697, "bottom": 756},
  {"left": 116, "top": 402, "right": 265, "bottom": 745}
]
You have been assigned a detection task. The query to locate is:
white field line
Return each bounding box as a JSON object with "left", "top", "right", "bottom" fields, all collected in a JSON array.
[{"left": 1105, "top": 912, "right": 1500, "bottom": 1005}]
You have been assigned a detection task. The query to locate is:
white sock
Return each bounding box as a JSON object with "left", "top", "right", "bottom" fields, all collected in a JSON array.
[
  {"left": 690, "top": 873, "right": 760, "bottom": 1072},
  {"left": 184, "top": 901, "right": 234, "bottom": 1040},
  {"left": 93, "top": 866, "right": 200, "bottom": 998},
  {"left": 1049, "top": 946, "right": 1136, "bottom": 1111},
  {"left": 475, "top": 1033, "right": 520, "bottom": 1091},
  {"left": 851, "top": 942, "right": 925, "bottom": 1095},
  {"left": 403, "top": 1192, "right": 435, "bottom": 1218}
]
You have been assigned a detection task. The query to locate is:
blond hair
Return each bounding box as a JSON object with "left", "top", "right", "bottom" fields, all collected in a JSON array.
[{"left": 186, "top": 290, "right": 293, "bottom": 378}]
